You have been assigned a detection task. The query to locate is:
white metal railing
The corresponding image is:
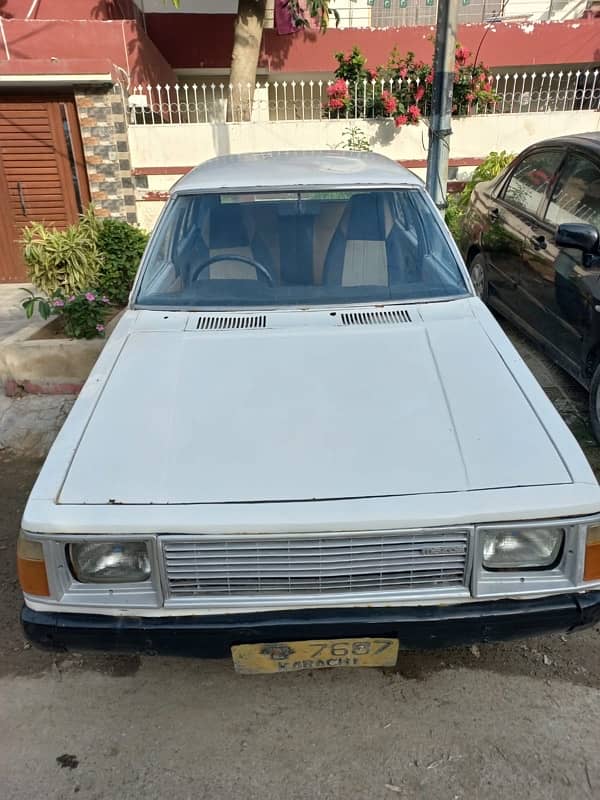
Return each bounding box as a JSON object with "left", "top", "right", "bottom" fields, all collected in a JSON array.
[
  {"left": 127, "top": 70, "right": 600, "bottom": 125},
  {"left": 265, "top": 0, "right": 588, "bottom": 28}
]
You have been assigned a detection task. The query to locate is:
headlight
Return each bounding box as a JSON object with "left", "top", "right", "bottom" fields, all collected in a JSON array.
[
  {"left": 482, "top": 527, "right": 563, "bottom": 571},
  {"left": 69, "top": 542, "right": 151, "bottom": 583}
]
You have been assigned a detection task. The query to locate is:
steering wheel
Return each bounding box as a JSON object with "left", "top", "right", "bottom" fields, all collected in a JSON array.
[{"left": 190, "top": 254, "right": 274, "bottom": 285}]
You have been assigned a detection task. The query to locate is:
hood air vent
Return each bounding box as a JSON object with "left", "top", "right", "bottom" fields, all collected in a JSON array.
[
  {"left": 196, "top": 315, "right": 267, "bottom": 331},
  {"left": 340, "top": 309, "right": 412, "bottom": 327}
]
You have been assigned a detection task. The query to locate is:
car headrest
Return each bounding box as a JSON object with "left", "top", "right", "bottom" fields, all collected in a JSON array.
[
  {"left": 345, "top": 194, "right": 385, "bottom": 241},
  {"left": 209, "top": 204, "right": 249, "bottom": 249}
]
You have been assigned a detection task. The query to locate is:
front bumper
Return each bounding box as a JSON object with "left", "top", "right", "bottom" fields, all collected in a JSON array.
[{"left": 22, "top": 591, "right": 600, "bottom": 658}]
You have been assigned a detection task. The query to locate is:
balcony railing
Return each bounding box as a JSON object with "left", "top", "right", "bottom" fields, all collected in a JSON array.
[{"left": 128, "top": 70, "right": 600, "bottom": 125}]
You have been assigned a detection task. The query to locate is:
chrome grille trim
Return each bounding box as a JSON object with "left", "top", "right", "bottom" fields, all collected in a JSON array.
[{"left": 160, "top": 529, "right": 470, "bottom": 607}]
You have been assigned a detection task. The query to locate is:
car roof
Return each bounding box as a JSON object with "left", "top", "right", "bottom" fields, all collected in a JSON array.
[
  {"left": 172, "top": 150, "right": 421, "bottom": 194},
  {"left": 528, "top": 131, "right": 600, "bottom": 154}
]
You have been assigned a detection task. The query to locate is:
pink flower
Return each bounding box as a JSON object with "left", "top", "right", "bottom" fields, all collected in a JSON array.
[
  {"left": 484, "top": 81, "right": 492, "bottom": 92},
  {"left": 96, "top": 324, "right": 105, "bottom": 333},
  {"left": 466, "top": 92, "right": 475, "bottom": 102},
  {"left": 67, "top": 295, "right": 75, "bottom": 303},
  {"left": 368, "top": 68, "right": 378, "bottom": 81},
  {"left": 399, "top": 67, "right": 408, "bottom": 80},
  {"left": 85, "top": 292, "right": 96, "bottom": 302},
  {"left": 328, "top": 97, "right": 344, "bottom": 110},
  {"left": 408, "top": 104, "right": 421, "bottom": 120},
  {"left": 426, "top": 73, "right": 434, "bottom": 84},
  {"left": 395, "top": 114, "right": 408, "bottom": 127},
  {"left": 415, "top": 85, "right": 425, "bottom": 102},
  {"left": 101, "top": 296, "right": 110, "bottom": 303},
  {"left": 52, "top": 298, "right": 65, "bottom": 307}
]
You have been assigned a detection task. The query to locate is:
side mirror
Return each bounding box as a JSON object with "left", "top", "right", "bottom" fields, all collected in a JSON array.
[{"left": 555, "top": 223, "right": 600, "bottom": 267}]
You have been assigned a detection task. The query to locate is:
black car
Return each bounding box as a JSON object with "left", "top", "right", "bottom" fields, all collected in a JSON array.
[{"left": 461, "top": 132, "right": 600, "bottom": 439}]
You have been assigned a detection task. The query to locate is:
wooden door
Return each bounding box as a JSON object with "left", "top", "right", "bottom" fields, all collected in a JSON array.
[{"left": 0, "top": 95, "right": 90, "bottom": 282}]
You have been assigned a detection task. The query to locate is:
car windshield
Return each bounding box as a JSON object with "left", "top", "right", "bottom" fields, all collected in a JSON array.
[{"left": 135, "top": 188, "right": 468, "bottom": 308}]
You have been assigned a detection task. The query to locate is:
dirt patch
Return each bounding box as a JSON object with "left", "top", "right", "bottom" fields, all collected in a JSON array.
[
  {"left": 0, "top": 455, "right": 139, "bottom": 679},
  {"left": 387, "top": 628, "right": 600, "bottom": 689}
]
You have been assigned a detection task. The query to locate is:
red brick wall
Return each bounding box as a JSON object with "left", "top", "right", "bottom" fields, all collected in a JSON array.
[{"left": 143, "top": 14, "right": 600, "bottom": 73}]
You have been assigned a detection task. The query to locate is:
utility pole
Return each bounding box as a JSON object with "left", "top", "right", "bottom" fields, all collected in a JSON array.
[{"left": 425, "top": 0, "right": 460, "bottom": 209}]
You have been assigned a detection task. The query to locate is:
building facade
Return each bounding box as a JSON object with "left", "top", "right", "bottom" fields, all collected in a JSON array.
[{"left": 0, "top": 0, "right": 598, "bottom": 279}]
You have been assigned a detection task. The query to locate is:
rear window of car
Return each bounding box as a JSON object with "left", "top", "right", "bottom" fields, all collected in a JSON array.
[
  {"left": 502, "top": 150, "right": 563, "bottom": 217},
  {"left": 544, "top": 153, "right": 600, "bottom": 229},
  {"left": 135, "top": 188, "right": 467, "bottom": 309}
]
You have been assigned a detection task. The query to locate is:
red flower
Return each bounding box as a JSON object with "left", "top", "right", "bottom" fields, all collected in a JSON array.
[
  {"left": 455, "top": 46, "right": 471, "bottom": 66},
  {"left": 327, "top": 78, "right": 348, "bottom": 97},
  {"left": 407, "top": 105, "right": 421, "bottom": 121},
  {"left": 426, "top": 73, "right": 434, "bottom": 84},
  {"left": 381, "top": 90, "right": 397, "bottom": 114},
  {"left": 395, "top": 114, "right": 408, "bottom": 127},
  {"left": 368, "top": 68, "right": 378, "bottom": 81},
  {"left": 328, "top": 97, "right": 345, "bottom": 110},
  {"left": 399, "top": 67, "right": 408, "bottom": 80},
  {"left": 484, "top": 81, "right": 492, "bottom": 92},
  {"left": 466, "top": 92, "right": 475, "bottom": 102},
  {"left": 415, "top": 85, "right": 425, "bottom": 102}
]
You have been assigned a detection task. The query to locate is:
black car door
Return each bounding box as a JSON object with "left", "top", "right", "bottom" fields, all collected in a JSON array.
[
  {"left": 486, "top": 148, "right": 564, "bottom": 320},
  {"left": 520, "top": 150, "right": 600, "bottom": 380}
]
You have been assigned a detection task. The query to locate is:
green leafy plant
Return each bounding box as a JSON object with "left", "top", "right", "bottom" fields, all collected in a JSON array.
[
  {"left": 96, "top": 219, "right": 149, "bottom": 306},
  {"left": 327, "top": 44, "right": 498, "bottom": 130},
  {"left": 337, "top": 125, "right": 371, "bottom": 152},
  {"left": 22, "top": 288, "right": 111, "bottom": 340},
  {"left": 20, "top": 205, "right": 102, "bottom": 296},
  {"left": 445, "top": 150, "right": 515, "bottom": 241}
]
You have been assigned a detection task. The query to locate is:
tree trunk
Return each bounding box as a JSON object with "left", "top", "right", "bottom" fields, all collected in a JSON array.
[{"left": 229, "top": 0, "right": 267, "bottom": 121}]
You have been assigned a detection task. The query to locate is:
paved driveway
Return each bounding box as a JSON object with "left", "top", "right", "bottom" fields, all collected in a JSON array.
[{"left": 1, "top": 319, "right": 600, "bottom": 800}]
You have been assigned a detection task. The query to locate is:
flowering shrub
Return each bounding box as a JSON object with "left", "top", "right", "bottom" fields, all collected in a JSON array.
[
  {"left": 326, "top": 78, "right": 351, "bottom": 112},
  {"left": 326, "top": 44, "right": 497, "bottom": 130},
  {"left": 22, "top": 289, "right": 111, "bottom": 340}
]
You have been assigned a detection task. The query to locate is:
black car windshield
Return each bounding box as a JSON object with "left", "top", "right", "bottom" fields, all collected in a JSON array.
[{"left": 135, "top": 188, "right": 467, "bottom": 308}]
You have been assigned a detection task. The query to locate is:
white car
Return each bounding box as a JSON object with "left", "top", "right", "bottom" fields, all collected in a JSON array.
[{"left": 18, "top": 151, "right": 600, "bottom": 674}]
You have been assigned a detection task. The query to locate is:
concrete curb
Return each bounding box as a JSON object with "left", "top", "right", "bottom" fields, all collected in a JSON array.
[{"left": 0, "top": 312, "right": 122, "bottom": 395}]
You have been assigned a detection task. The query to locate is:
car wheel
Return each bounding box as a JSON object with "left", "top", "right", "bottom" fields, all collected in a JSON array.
[
  {"left": 469, "top": 254, "right": 488, "bottom": 302},
  {"left": 589, "top": 364, "right": 600, "bottom": 444}
]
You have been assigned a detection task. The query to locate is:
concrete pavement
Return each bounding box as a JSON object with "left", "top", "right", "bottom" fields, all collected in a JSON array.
[{"left": 0, "top": 284, "right": 34, "bottom": 340}]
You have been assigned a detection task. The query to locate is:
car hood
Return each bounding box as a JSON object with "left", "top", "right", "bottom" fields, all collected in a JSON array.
[{"left": 58, "top": 303, "right": 572, "bottom": 505}]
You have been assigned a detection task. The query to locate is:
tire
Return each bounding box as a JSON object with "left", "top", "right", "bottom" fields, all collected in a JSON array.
[
  {"left": 589, "top": 363, "right": 600, "bottom": 444},
  {"left": 468, "top": 253, "right": 488, "bottom": 302}
]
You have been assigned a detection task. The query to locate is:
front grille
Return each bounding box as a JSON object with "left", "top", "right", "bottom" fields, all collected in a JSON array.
[{"left": 161, "top": 530, "right": 469, "bottom": 600}]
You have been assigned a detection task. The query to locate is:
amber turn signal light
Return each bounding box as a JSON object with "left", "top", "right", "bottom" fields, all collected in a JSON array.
[
  {"left": 17, "top": 535, "right": 50, "bottom": 597},
  {"left": 584, "top": 525, "right": 600, "bottom": 582}
]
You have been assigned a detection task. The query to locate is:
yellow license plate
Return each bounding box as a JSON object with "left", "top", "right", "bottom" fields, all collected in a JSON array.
[{"left": 231, "top": 637, "right": 399, "bottom": 674}]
